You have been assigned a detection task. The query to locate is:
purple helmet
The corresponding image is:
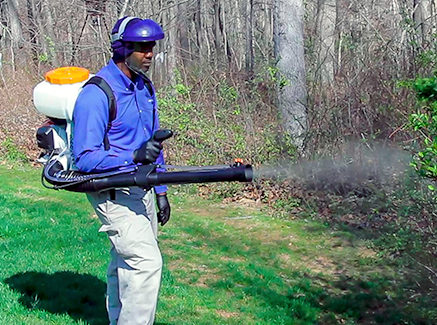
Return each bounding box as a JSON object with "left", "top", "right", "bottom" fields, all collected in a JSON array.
[{"left": 111, "top": 16, "right": 164, "bottom": 62}]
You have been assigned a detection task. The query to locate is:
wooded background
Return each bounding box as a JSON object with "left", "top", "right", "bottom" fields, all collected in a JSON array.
[{"left": 1, "top": 0, "right": 435, "bottom": 152}]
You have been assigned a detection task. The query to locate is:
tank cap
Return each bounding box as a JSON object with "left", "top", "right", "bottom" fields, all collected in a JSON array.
[{"left": 45, "top": 67, "right": 90, "bottom": 84}]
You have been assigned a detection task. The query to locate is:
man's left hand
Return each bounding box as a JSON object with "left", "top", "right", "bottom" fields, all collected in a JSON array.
[{"left": 156, "top": 193, "right": 171, "bottom": 226}]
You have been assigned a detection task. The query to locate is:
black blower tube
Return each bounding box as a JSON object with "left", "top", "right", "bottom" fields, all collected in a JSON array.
[
  {"left": 42, "top": 129, "right": 252, "bottom": 192},
  {"left": 44, "top": 161, "right": 253, "bottom": 193}
]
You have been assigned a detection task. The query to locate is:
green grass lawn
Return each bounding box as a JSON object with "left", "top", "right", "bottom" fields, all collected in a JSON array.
[{"left": 0, "top": 164, "right": 433, "bottom": 324}]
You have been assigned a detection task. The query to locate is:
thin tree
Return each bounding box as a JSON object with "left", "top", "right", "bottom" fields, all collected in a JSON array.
[{"left": 274, "top": 0, "right": 307, "bottom": 149}]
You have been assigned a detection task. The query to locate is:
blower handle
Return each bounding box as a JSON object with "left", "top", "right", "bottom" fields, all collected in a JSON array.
[{"left": 153, "top": 129, "right": 173, "bottom": 142}]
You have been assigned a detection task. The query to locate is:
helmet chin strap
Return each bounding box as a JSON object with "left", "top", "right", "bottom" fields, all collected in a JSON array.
[{"left": 124, "top": 60, "right": 148, "bottom": 80}]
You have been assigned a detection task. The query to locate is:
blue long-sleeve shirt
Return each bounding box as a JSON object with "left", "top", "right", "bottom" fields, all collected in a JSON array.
[{"left": 72, "top": 59, "right": 167, "bottom": 194}]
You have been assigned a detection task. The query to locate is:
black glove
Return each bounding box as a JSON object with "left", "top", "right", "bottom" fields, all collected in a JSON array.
[
  {"left": 156, "top": 193, "right": 171, "bottom": 226},
  {"left": 133, "top": 138, "right": 163, "bottom": 164}
]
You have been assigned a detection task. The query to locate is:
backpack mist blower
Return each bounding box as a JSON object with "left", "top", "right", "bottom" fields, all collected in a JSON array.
[{"left": 33, "top": 67, "right": 253, "bottom": 192}]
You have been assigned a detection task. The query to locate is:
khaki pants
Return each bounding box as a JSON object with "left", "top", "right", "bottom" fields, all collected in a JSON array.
[{"left": 87, "top": 187, "right": 162, "bottom": 325}]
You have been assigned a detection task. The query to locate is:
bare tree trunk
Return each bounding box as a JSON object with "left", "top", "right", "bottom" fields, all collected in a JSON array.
[
  {"left": 204, "top": 19, "right": 212, "bottom": 63},
  {"left": 6, "top": 0, "right": 24, "bottom": 68},
  {"left": 274, "top": 0, "right": 307, "bottom": 148},
  {"left": 41, "top": 0, "right": 58, "bottom": 66},
  {"left": 213, "top": 0, "right": 222, "bottom": 67},
  {"left": 27, "top": 0, "right": 39, "bottom": 65},
  {"left": 245, "top": 0, "right": 254, "bottom": 77},
  {"left": 195, "top": 0, "right": 202, "bottom": 60},
  {"left": 165, "top": 0, "right": 177, "bottom": 86},
  {"left": 218, "top": 0, "right": 232, "bottom": 66},
  {"left": 117, "top": 0, "right": 130, "bottom": 18},
  {"left": 334, "top": 0, "right": 343, "bottom": 76},
  {"left": 0, "top": 0, "right": 24, "bottom": 70},
  {"left": 234, "top": 2, "right": 244, "bottom": 70},
  {"left": 414, "top": 0, "right": 431, "bottom": 45},
  {"left": 318, "top": 0, "right": 336, "bottom": 82},
  {"left": 178, "top": 0, "right": 190, "bottom": 66},
  {"left": 264, "top": 0, "right": 273, "bottom": 60}
]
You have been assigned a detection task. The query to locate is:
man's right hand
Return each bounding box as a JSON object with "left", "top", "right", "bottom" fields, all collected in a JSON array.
[{"left": 133, "top": 138, "right": 163, "bottom": 164}]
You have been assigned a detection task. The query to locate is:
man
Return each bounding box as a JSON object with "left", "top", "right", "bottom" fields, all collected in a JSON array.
[{"left": 72, "top": 16, "right": 170, "bottom": 325}]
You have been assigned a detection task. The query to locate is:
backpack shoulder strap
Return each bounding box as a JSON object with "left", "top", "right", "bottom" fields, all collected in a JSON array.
[{"left": 83, "top": 76, "right": 117, "bottom": 151}]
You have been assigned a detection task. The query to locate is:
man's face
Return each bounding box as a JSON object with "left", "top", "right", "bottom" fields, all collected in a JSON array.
[{"left": 125, "top": 41, "right": 156, "bottom": 74}]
